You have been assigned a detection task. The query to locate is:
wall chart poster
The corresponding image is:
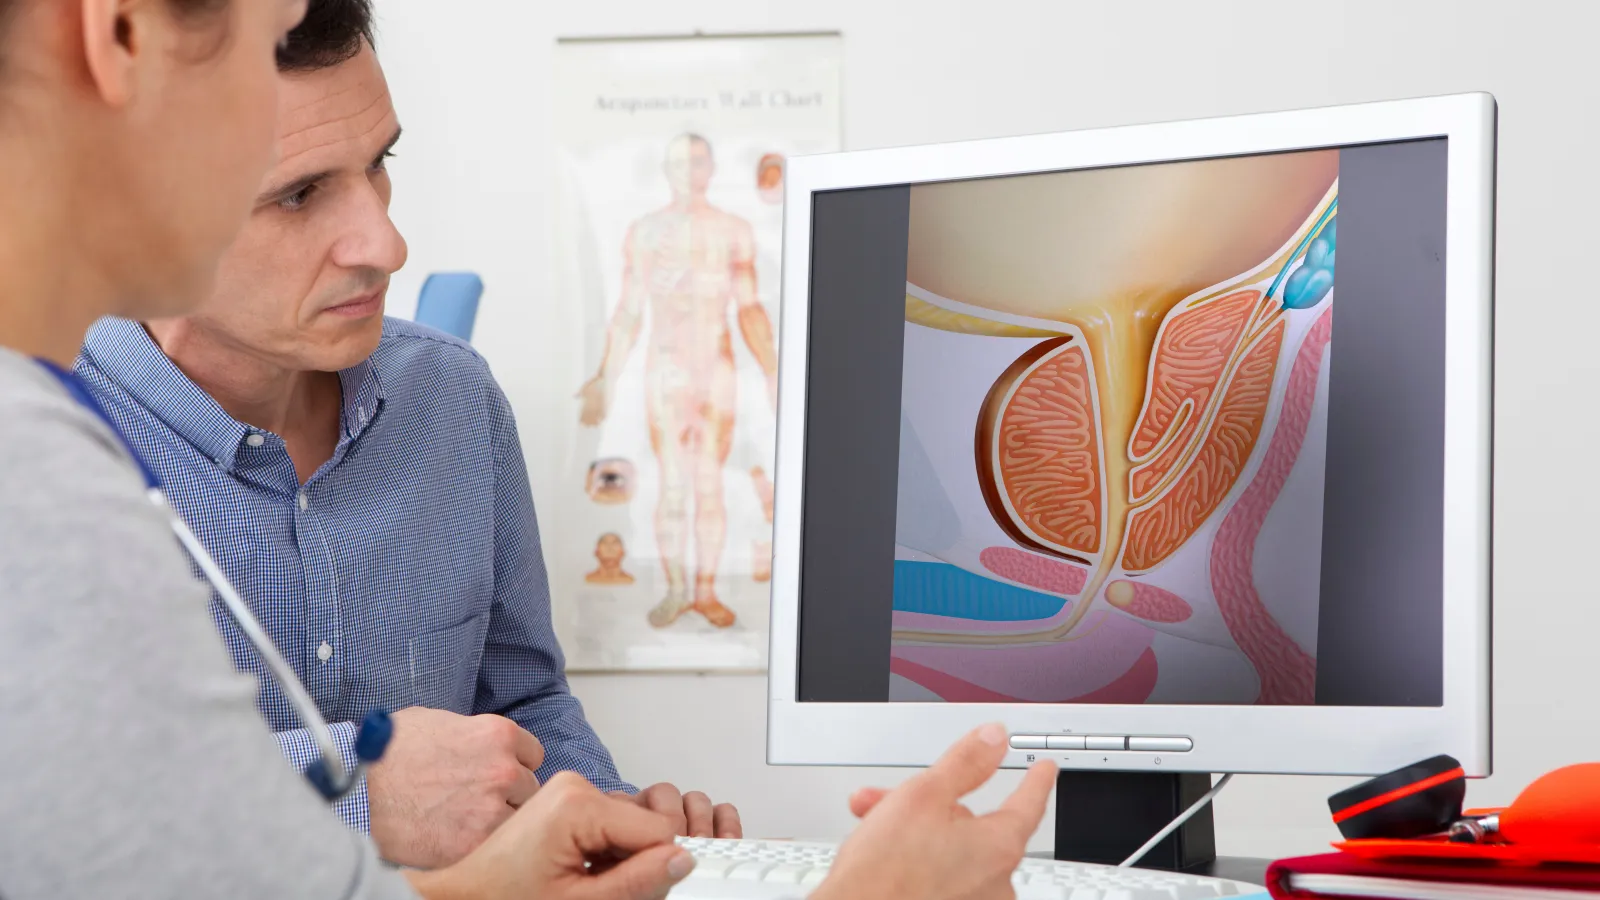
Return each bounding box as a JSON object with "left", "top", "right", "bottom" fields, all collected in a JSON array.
[{"left": 552, "top": 34, "right": 842, "bottom": 671}]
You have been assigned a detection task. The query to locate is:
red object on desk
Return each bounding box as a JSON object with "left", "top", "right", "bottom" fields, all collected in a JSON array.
[
  {"left": 1499, "top": 763, "right": 1600, "bottom": 845},
  {"left": 1266, "top": 851, "right": 1600, "bottom": 898},
  {"left": 1334, "top": 834, "right": 1600, "bottom": 867},
  {"left": 1323, "top": 763, "right": 1600, "bottom": 868}
]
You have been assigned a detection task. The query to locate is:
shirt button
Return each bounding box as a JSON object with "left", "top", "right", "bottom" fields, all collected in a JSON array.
[
  {"left": 298, "top": 491, "right": 309, "bottom": 511},
  {"left": 245, "top": 434, "right": 265, "bottom": 448},
  {"left": 317, "top": 641, "right": 333, "bottom": 663}
]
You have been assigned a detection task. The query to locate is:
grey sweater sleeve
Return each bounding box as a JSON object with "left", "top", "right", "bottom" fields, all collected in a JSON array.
[{"left": 0, "top": 352, "right": 420, "bottom": 900}]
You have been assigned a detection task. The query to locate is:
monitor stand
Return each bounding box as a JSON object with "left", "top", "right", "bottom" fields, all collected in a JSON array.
[{"left": 1053, "top": 770, "right": 1217, "bottom": 871}]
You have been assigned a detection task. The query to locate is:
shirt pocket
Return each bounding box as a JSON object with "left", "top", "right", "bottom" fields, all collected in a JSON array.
[{"left": 407, "top": 613, "right": 485, "bottom": 711}]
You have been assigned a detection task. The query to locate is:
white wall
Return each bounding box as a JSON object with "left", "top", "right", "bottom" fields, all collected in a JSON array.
[{"left": 372, "top": 0, "right": 1600, "bottom": 858}]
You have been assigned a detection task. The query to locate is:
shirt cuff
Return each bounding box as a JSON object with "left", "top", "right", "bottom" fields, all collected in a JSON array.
[
  {"left": 274, "top": 720, "right": 371, "bottom": 833},
  {"left": 594, "top": 774, "right": 639, "bottom": 795}
]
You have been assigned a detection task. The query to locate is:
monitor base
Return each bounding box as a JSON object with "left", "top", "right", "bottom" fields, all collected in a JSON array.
[{"left": 1053, "top": 770, "right": 1218, "bottom": 871}]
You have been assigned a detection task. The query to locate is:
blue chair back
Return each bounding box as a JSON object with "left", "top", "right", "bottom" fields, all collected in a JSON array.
[{"left": 415, "top": 272, "right": 484, "bottom": 342}]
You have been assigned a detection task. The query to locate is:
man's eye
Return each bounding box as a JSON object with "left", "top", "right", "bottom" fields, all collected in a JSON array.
[
  {"left": 373, "top": 150, "right": 397, "bottom": 173},
  {"left": 279, "top": 184, "right": 316, "bottom": 211}
]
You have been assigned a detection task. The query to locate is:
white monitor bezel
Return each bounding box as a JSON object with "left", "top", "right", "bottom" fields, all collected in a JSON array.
[{"left": 768, "top": 92, "right": 1494, "bottom": 778}]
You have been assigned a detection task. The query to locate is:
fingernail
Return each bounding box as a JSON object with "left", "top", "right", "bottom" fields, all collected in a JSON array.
[
  {"left": 979, "top": 722, "right": 1006, "bottom": 746},
  {"left": 668, "top": 850, "right": 697, "bottom": 880}
]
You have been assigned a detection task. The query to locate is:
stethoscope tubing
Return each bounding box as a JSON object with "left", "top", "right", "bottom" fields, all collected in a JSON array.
[{"left": 34, "top": 358, "right": 382, "bottom": 802}]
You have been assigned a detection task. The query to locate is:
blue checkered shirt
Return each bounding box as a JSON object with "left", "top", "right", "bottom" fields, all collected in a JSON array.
[{"left": 77, "top": 317, "right": 632, "bottom": 833}]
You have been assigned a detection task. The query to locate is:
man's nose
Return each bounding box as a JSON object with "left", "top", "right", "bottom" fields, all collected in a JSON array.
[{"left": 331, "top": 183, "right": 409, "bottom": 275}]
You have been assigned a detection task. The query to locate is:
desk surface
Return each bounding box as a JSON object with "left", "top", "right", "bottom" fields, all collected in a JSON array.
[{"left": 1026, "top": 854, "right": 1270, "bottom": 887}]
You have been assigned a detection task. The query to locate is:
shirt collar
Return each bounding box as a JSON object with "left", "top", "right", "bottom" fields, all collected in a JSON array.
[
  {"left": 338, "top": 356, "right": 384, "bottom": 439},
  {"left": 82, "top": 318, "right": 250, "bottom": 469},
  {"left": 81, "top": 317, "right": 387, "bottom": 471}
]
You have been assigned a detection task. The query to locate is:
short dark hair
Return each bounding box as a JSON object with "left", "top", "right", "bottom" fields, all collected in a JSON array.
[{"left": 277, "top": 0, "right": 374, "bottom": 73}]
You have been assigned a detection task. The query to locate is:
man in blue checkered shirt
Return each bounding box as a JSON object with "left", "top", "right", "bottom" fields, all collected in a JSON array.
[{"left": 75, "top": 0, "right": 738, "bottom": 871}]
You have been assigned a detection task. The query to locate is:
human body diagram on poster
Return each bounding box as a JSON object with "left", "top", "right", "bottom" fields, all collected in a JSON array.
[{"left": 578, "top": 134, "right": 780, "bottom": 631}]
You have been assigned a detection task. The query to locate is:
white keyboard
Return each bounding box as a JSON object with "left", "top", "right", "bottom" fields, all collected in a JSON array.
[{"left": 669, "top": 837, "right": 1262, "bottom": 899}]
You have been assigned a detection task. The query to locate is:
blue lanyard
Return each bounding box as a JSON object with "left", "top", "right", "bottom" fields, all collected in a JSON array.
[{"left": 34, "top": 358, "right": 161, "bottom": 490}]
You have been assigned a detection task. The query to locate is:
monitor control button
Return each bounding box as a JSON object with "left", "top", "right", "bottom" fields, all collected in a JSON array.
[
  {"left": 1085, "top": 736, "right": 1127, "bottom": 751},
  {"left": 1128, "top": 737, "right": 1193, "bottom": 753},
  {"left": 1009, "top": 735, "right": 1047, "bottom": 750},
  {"left": 1046, "top": 735, "right": 1086, "bottom": 751}
]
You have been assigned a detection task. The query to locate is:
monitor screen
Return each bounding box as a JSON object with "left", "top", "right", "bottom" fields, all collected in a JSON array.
[{"left": 795, "top": 139, "right": 1448, "bottom": 708}]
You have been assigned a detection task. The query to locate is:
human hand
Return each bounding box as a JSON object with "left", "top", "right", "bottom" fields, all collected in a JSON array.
[
  {"left": 577, "top": 375, "right": 609, "bottom": 426},
  {"left": 812, "top": 723, "right": 1057, "bottom": 900},
  {"left": 612, "top": 783, "right": 742, "bottom": 838},
  {"left": 407, "top": 772, "right": 696, "bottom": 900},
  {"left": 367, "top": 707, "right": 545, "bottom": 869}
]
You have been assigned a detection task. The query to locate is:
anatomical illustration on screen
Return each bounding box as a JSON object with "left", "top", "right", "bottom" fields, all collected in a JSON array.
[{"left": 891, "top": 150, "right": 1340, "bottom": 705}]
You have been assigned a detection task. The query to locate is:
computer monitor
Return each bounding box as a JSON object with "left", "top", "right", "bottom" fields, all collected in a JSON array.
[{"left": 767, "top": 93, "right": 1495, "bottom": 785}]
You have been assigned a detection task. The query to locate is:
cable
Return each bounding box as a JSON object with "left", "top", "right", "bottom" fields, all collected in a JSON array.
[{"left": 1117, "top": 773, "right": 1235, "bottom": 868}]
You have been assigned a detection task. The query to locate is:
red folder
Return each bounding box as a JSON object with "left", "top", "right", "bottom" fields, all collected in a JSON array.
[{"left": 1267, "top": 852, "right": 1600, "bottom": 898}]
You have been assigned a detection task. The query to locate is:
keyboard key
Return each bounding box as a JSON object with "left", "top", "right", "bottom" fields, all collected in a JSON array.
[
  {"left": 727, "top": 862, "right": 775, "bottom": 881},
  {"left": 683, "top": 856, "right": 740, "bottom": 879},
  {"left": 764, "top": 864, "right": 810, "bottom": 884}
]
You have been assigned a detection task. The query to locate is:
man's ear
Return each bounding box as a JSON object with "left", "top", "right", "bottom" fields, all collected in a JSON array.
[{"left": 80, "top": 0, "right": 153, "bottom": 107}]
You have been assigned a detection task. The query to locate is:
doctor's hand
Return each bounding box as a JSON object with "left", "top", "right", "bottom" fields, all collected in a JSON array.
[
  {"left": 613, "top": 783, "right": 742, "bottom": 839},
  {"left": 811, "top": 723, "right": 1057, "bottom": 900},
  {"left": 406, "top": 771, "right": 696, "bottom": 900},
  {"left": 368, "top": 707, "right": 545, "bottom": 869}
]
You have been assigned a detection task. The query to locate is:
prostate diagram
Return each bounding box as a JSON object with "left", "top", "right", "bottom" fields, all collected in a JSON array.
[{"left": 893, "top": 150, "right": 1341, "bottom": 705}]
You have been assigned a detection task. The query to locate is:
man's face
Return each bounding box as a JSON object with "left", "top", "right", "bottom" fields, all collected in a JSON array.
[
  {"left": 665, "top": 136, "right": 714, "bottom": 196},
  {"left": 159, "top": 42, "right": 407, "bottom": 372},
  {"left": 596, "top": 534, "right": 625, "bottom": 565}
]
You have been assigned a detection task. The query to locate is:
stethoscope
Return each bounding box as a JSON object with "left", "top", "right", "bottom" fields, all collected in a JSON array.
[{"left": 36, "top": 359, "right": 392, "bottom": 802}]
